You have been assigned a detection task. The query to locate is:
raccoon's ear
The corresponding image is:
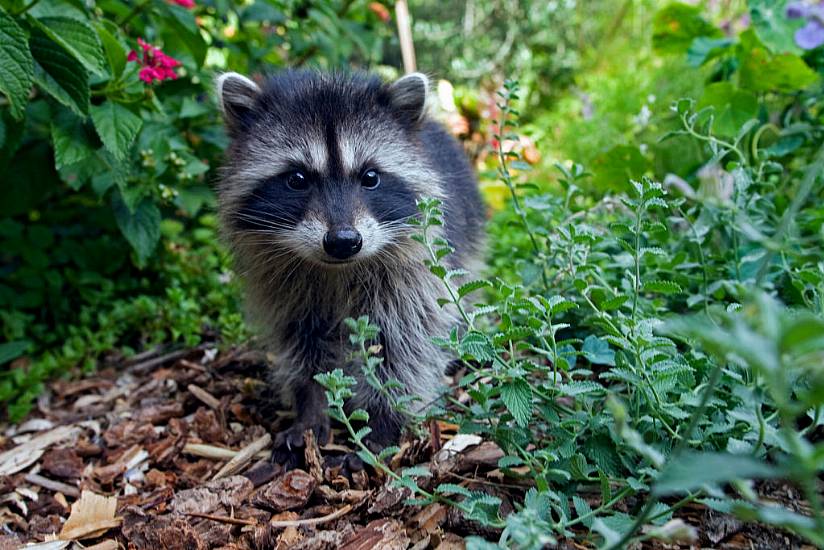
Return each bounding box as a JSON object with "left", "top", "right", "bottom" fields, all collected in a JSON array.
[
  {"left": 388, "top": 72, "right": 429, "bottom": 124},
  {"left": 216, "top": 72, "right": 261, "bottom": 134}
]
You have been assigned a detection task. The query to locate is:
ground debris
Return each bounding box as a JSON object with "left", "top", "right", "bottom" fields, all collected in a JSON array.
[{"left": 0, "top": 345, "right": 807, "bottom": 549}]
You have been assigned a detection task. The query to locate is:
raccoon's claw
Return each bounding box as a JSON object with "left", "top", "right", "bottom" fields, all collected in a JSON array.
[{"left": 270, "top": 421, "right": 330, "bottom": 470}]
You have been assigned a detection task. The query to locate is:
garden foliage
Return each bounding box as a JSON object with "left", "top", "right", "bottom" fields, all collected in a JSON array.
[
  {"left": 2, "top": 0, "right": 824, "bottom": 547},
  {"left": 0, "top": 0, "right": 396, "bottom": 418}
]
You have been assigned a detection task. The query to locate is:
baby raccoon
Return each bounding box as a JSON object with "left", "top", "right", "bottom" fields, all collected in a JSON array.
[{"left": 215, "top": 70, "right": 485, "bottom": 460}]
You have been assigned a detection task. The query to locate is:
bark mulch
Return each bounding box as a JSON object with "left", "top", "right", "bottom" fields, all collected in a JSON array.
[{"left": 0, "top": 346, "right": 813, "bottom": 549}]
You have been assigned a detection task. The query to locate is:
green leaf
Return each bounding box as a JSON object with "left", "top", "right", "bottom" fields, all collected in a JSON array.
[
  {"left": 30, "top": 27, "right": 89, "bottom": 115},
  {"left": 654, "top": 452, "right": 783, "bottom": 495},
  {"left": 458, "top": 279, "right": 492, "bottom": 299},
  {"left": 96, "top": 23, "right": 126, "bottom": 78},
  {"left": 435, "top": 483, "right": 472, "bottom": 497},
  {"left": 696, "top": 82, "right": 758, "bottom": 138},
  {"left": 501, "top": 378, "right": 532, "bottom": 427},
  {"left": 750, "top": 0, "right": 804, "bottom": 54},
  {"left": 643, "top": 280, "right": 683, "bottom": 295},
  {"left": 459, "top": 331, "right": 495, "bottom": 362},
  {"left": 686, "top": 36, "right": 734, "bottom": 67},
  {"left": 29, "top": 16, "right": 106, "bottom": 76},
  {"left": 738, "top": 30, "right": 818, "bottom": 93},
  {"left": 0, "top": 340, "right": 29, "bottom": 364},
  {"left": 558, "top": 381, "right": 603, "bottom": 396},
  {"left": 652, "top": 4, "right": 721, "bottom": 54},
  {"left": 401, "top": 465, "right": 432, "bottom": 478},
  {"left": 0, "top": 7, "right": 34, "bottom": 119},
  {"left": 51, "top": 110, "right": 93, "bottom": 170},
  {"left": 112, "top": 195, "right": 161, "bottom": 266},
  {"left": 90, "top": 101, "right": 142, "bottom": 161},
  {"left": 582, "top": 335, "right": 615, "bottom": 366},
  {"left": 161, "top": 3, "right": 206, "bottom": 66}
]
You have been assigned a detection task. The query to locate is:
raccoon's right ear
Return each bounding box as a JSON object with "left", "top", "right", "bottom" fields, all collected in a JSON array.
[
  {"left": 388, "top": 72, "right": 429, "bottom": 125},
  {"left": 216, "top": 72, "right": 261, "bottom": 134}
]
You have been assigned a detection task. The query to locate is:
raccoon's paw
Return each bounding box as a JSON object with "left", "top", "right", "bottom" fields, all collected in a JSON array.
[
  {"left": 323, "top": 452, "right": 365, "bottom": 477},
  {"left": 270, "top": 419, "right": 330, "bottom": 470}
]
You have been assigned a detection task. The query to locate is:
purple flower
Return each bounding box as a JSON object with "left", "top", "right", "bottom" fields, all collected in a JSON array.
[{"left": 787, "top": 1, "right": 824, "bottom": 49}]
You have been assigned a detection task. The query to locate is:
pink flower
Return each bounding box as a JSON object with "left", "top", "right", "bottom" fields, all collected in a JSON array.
[
  {"left": 170, "top": 0, "right": 195, "bottom": 8},
  {"left": 128, "top": 38, "right": 181, "bottom": 84}
]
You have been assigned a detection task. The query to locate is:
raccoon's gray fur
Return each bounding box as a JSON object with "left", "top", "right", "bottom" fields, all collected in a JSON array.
[{"left": 215, "top": 69, "right": 485, "bottom": 457}]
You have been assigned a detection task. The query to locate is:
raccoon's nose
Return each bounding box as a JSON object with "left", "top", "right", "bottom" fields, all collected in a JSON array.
[{"left": 323, "top": 227, "right": 363, "bottom": 259}]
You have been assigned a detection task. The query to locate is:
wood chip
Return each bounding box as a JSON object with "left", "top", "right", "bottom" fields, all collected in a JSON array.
[
  {"left": 340, "top": 518, "right": 410, "bottom": 550},
  {"left": 58, "top": 490, "right": 120, "bottom": 540},
  {"left": 23, "top": 473, "right": 80, "bottom": 498},
  {"left": 268, "top": 504, "right": 352, "bottom": 527},
  {"left": 253, "top": 470, "right": 316, "bottom": 512},
  {"left": 188, "top": 384, "right": 221, "bottom": 409},
  {"left": 212, "top": 433, "right": 271, "bottom": 480},
  {"left": 0, "top": 425, "right": 81, "bottom": 475}
]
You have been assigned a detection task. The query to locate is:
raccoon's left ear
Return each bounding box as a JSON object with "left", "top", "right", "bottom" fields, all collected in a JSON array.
[
  {"left": 216, "top": 72, "right": 261, "bottom": 135},
  {"left": 388, "top": 72, "right": 429, "bottom": 124}
]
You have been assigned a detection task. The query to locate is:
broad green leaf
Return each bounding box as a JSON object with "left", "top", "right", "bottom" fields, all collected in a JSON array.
[
  {"left": 29, "top": 16, "right": 107, "bottom": 76},
  {"left": 643, "top": 280, "right": 683, "bottom": 295},
  {"left": 750, "top": 0, "right": 804, "bottom": 54},
  {"left": 90, "top": 101, "right": 142, "bottom": 161},
  {"left": 652, "top": 4, "right": 721, "bottom": 54},
  {"left": 582, "top": 335, "right": 615, "bottom": 366},
  {"left": 0, "top": 7, "right": 34, "bottom": 119},
  {"left": 30, "top": 27, "right": 89, "bottom": 115},
  {"left": 51, "top": 110, "right": 94, "bottom": 170},
  {"left": 697, "top": 82, "right": 759, "bottom": 138},
  {"left": 738, "top": 30, "right": 818, "bottom": 93},
  {"left": 161, "top": 4, "right": 206, "bottom": 66},
  {"left": 654, "top": 452, "right": 783, "bottom": 495},
  {"left": 558, "top": 381, "right": 603, "bottom": 396},
  {"left": 112, "top": 195, "right": 161, "bottom": 266},
  {"left": 0, "top": 340, "right": 29, "bottom": 364},
  {"left": 501, "top": 378, "right": 532, "bottom": 427},
  {"left": 686, "top": 36, "right": 733, "bottom": 67}
]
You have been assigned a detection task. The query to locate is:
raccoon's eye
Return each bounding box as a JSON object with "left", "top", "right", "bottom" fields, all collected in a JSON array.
[
  {"left": 361, "top": 169, "right": 381, "bottom": 189},
  {"left": 285, "top": 171, "right": 308, "bottom": 191}
]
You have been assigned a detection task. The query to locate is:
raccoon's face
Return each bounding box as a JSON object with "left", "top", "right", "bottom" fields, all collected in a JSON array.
[{"left": 216, "top": 70, "right": 439, "bottom": 267}]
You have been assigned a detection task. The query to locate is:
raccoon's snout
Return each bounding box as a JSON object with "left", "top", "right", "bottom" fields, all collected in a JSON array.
[{"left": 323, "top": 227, "right": 363, "bottom": 260}]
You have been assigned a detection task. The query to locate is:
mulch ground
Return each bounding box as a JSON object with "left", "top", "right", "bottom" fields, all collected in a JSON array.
[{"left": 0, "top": 345, "right": 813, "bottom": 549}]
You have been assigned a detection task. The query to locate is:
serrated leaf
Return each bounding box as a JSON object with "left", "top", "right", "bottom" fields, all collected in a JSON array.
[
  {"left": 91, "top": 101, "right": 142, "bottom": 161},
  {"left": 458, "top": 279, "right": 492, "bottom": 298},
  {"left": 500, "top": 378, "right": 532, "bottom": 427},
  {"left": 30, "top": 28, "right": 90, "bottom": 116},
  {"left": 401, "top": 465, "right": 432, "bottom": 478},
  {"left": 30, "top": 16, "right": 106, "bottom": 76},
  {"left": 435, "top": 483, "right": 472, "bottom": 497},
  {"left": 112, "top": 195, "right": 160, "bottom": 266},
  {"left": 0, "top": 7, "right": 34, "bottom": 119},
  {"left": 349, "top": 409, "right": 369, "bottom": 422},
  {"left": 459, "top": 331, "right": 495, "bottom": 362},
  {"left": 643, "top": 280, "right": 683, "bottom": 295},
  {"left": 558, "top": 381, "right": 603, "bottom": 396},
  {"left": 51, "top": 110, "right": 93, "bottom": 170}
]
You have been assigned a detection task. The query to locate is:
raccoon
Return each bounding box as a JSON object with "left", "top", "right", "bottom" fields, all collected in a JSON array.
[{"left": 214, "top": 69, "right": 485, "bottom": 460}]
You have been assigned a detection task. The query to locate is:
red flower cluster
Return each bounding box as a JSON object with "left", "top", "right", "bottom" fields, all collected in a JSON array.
[
  {"left": 127, "top": 38, "right": 180, "bottom": 84},
  {"left": 170, "top": 0, "right": 195, "bottom": 8}
]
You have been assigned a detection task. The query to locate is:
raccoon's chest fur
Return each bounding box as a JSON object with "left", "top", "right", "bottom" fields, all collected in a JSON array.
[{"left": 249, "top": 258, "right": 454, "bottom": 407}]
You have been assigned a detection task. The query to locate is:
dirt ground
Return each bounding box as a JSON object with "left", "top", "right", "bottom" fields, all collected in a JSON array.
[{"left": 0, "top": 346, "right": 814, "bottom": 549}]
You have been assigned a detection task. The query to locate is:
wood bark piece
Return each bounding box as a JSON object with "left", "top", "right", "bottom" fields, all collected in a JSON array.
[
  {"left": 212, "top": 433, "right": 271, "bottom": 480},
  {"left": 340, "top": 518, "right": 410, "bottom": 550},
  {"left": 0, "top": 425, "right": 81, "bottom": 475},
  {"left": 253, "top": 469, "right": 316, "bottom": 512},
  {"left": 58, "top": 490, "right": 120, "bottom": 540},
  {"left": 172, "top": 475, "right": 253, "bottom": 516}
]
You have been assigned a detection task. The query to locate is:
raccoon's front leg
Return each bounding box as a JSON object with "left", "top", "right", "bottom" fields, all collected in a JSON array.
[{"left": 270, "top": 379, "right": 330, "bottom": 468}]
